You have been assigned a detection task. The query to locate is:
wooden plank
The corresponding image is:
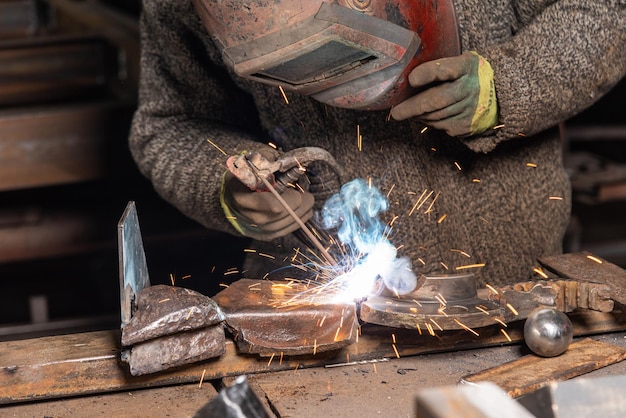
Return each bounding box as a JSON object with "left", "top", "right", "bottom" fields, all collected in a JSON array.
[
  {"left": 0, "top": 382, "right": 218, "bottom": 417},
  {"left": 0, "top": 101, "right": 134, "bottom": 191},
  {"left": 1, "top": 307, "right": 625, "bottom": 405},
  {"left": 462, "top": 338, "right": 626, "bottom": 398}
]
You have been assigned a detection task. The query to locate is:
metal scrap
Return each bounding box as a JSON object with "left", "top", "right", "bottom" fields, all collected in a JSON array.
[{"left": 213, "top": 279, "right": 358, "bottom": 356}]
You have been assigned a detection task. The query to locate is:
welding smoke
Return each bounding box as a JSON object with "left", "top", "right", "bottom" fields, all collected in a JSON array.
[{"left": 321, "top": 179, "right": 417, "bottom": 297}]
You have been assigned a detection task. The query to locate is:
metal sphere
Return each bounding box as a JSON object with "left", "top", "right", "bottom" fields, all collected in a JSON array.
[{"left": 523, "top": 308, "right": 573, "bottom": 357}]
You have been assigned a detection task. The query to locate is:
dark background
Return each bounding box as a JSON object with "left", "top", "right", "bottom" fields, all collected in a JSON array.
[{"left": 0, "top": 0, "right": 624, "bottom": 340}]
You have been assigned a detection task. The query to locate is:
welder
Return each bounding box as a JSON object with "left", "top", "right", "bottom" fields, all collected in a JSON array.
[{"left": 129, "top": 1, "right": 626, "bottom": 288}]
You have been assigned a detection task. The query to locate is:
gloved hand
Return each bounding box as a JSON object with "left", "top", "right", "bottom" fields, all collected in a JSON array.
[
  {"left": 220, "top": 171, "right": 314, "bottom": 241},
  {"left": 390, "top": 51, "right": 498, "bottom": 137}
]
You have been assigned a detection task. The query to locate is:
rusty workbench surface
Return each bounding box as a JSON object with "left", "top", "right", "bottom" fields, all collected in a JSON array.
[{"left": 2, "top": 331, "right": 625, "bottom": 417}]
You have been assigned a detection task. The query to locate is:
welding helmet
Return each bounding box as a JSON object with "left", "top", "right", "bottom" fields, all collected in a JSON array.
[{"left": 192, "top": 0, "right": 460, "bottom": 110}]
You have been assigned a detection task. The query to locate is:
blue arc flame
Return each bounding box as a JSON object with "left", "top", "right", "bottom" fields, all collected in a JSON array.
[{"left": 321, "top": 179, "right": 417, "bottom": 301}]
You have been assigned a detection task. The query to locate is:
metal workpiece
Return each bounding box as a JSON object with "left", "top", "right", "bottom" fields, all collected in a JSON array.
[
  {"left": 517, "top": 374, "right": 626, "bottom": 418},
  {"left": 360, "top": 272, "right": 616, "bottom": 331},
  {"left": 539, "top": 251, "right": 626, "bottom": 306},
  {"left": 415, "top": 382, "right": 534, "bottom": 418},
  {"left": 124, "top": 325, "right": 226, "bottom": 376},
  {"left": 213, "top": 278, "right": 359, "bottom": 356},
  {"left": 121, "top": 284, "right": 225, "bottom": 347},
  {"left": 360, "top": 273, "right": 503, "bottom": 330}
]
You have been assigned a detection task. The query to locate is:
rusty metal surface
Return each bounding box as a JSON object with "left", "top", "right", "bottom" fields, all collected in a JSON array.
[
  {"left": 362, "top": 271, "right": 618, "bottom": 330},
  {"left": 126, "top": 325, "right": 226, "bottom": 376},
  {"left": 213, "top": 279, "right": 358, "bottom": 356},
  {"left": 361, "top": 273, "right": 502, "bottom": 330},
  {"left": 539, "top": 251, "right": 626, "bottom": 305},
  {"left": 121, "top": 285, "right": 224, "bottom": 346}
]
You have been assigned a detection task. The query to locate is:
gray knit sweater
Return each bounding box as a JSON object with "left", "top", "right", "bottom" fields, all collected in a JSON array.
[{"left": 130, "top": 0, "right": 626, "bottom": 286}]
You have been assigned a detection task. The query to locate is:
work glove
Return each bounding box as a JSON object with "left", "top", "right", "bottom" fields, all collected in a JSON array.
[
  {"left": 390, "top": 51, "right": 498, "bottom": 137},
  {"left": 220, "top": 150, "right": 315, "bottom": 241}
]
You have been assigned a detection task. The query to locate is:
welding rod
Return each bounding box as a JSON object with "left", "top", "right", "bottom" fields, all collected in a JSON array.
[{"left": 244, "top": 156, "right": 337, "bottom": 266}]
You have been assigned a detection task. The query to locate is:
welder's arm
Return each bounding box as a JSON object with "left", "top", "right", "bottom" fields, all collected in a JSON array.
[
  {"left": 129, "top": 1, "right": 289, "bottom": 237},
  {"left": 390, "top": 52, "right": 497, "bottom": 137}
]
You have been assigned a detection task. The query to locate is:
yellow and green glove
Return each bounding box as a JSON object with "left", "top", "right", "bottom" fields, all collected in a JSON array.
[{"left": 390, "top": 51, "right": 498, "bottom": 137}]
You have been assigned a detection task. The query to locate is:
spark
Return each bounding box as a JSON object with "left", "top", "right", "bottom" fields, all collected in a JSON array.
[
  {"left": 533, "top": 267, "right": 549, "bottom": 279},
  {"left": 416, "top": 324, "right": 422, "bottom": 335},
  {"left": 182, "top": 275, "right": 191, "bottom": 280},
  {"left": 386, "top": 184, "right": 396, "bottom": 199},
  {"left": 425, "top": 323, "right": 436, "bottom": 336},
  {"left": 334, "top": 326, "right": 341, "bottom": 342},
  {"left": 435, "top": 294, "right": 447, "bottom": 305},
  {"left": 549, "top": 196, "right": 564, "bottom": 200},
  {"left": 278, "top": 85, "right": 289, "bottom": 104},
  {"left": 248, "top": 282, "right": 262, "bottom": 289},
  {"left": 169, "top": 274, "right": 175, "bottom": 286},
  {"left": 485, "top": 284, "right": 499, "bottom": 295},
  {"left": 492, "top": 124, "right": 505, "bottom": 130},
  {"left": 219, "top": 283, "right": 229, "bottom": 288},
  {"left": 391, "top": 333, "right": 397, "bottom": 344},
  {"left": 586, "top": 255, "right": 603, "bottom": 264},
  {"left": 526, "top": 162, "right": 537, "bottom": 168},
  {"left": 472, "top": 179, "right": 481, "bottom": 183},
  {"left": 280, "top": 352, "right": 284, "bottom": 365},
  {"left": 357, "top": 125, "right": 362, "bottom": 151},
  {"left": 392, "top": 344, "right": 400, "bottom": 358},
  {"left": 199, "top": 369, "right": 207, "bottom": 388},
  {"left": 518, "top": 132, "right": 526, "bottom": 137},
  {"left": 313, "top": 339, "right": 318, "bottom": 355},
  {"left": 493, "top": 317, "right": 507, "bottom": 327},
  {"left": 319, "top": 315, "right": 327, "bottom": 327},
  {"left": 451, "top": 249, "right": 471, "bottom": 258},
  {"left": 409, "top": 189, "right": 433, "bottom": 216},
  {"left": 206, "top": 139, "right": 227, "bottom": 155},
  {"left": 185, "top": 308, "right": 193, "bottom": 321},
  {"left": 437, "top": 214, "right": 447, "bottom": 223},
  {"left": 440, "top": 262, "right": 449, "bottom": 270},
  {"left": 454, "top": 319, "right": 479, "bottom": 337},
  {"left": 506, "top": 303, "right": 519, "bottom": 316},
  {"left": 411, "top": 299, "right": 423, "bottom": 307},
  {"left": 454, "top": 161, "right": 462, "bottom": 171},
  {"left": 258, "top": 253, "right": 276, "bottom": 259},
  {"left": 455, "top": 263, "right": 486, "bottom": 271},
  {"left": 420, "top": 126, "right": 429, "bottom": 134},
  {"left": 158, "top": 298, "right": 170, "bottom": 303},
  {"left": 425, "top": 192, "right": 440, "bottom": 214},
  {"left": 500, "top": 329, "right": 512, "bottom": 342},
  {"left": 429, "top": 318, "right": 443, "bottom": 331},
  {"left": 476, "top": 305, "right": 490, "bottom": 315},
  {"left": 244, "top": 248, "right": 257, "bottom": 253}
]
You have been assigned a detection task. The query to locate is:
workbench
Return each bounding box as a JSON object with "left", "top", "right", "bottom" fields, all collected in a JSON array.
[{"left": 1, "top": 328, "right": 625, "bottom": 417}]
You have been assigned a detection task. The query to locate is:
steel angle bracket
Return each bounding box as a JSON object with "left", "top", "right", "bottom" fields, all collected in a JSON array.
[{"left": 118, "top": 201, "right": 151, "bottom": 328}]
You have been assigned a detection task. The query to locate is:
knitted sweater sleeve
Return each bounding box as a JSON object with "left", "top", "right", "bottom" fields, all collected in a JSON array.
[
  {"left": 129, "top": 1, "right": 268, "bottom": 234},
  {"left": 465, "top": 0, "right": 626, "bottom": 153}
]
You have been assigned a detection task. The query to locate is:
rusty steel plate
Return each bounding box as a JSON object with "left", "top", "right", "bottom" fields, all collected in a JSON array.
[{"left": 213, "top": 279, "right": 358, "bottom": 356}]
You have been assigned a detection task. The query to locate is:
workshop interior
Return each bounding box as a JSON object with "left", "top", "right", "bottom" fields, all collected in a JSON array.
[{"left": 1, "top": 1, "right": 626, "bottom": 417}]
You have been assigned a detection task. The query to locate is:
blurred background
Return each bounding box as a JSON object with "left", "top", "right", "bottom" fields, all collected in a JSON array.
[{"left": 0, "top": 0, "right": 624, "bottom": 341}]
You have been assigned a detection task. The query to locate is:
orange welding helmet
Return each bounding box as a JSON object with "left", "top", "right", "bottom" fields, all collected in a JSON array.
[{"left": 192, "top": 0, "right": 460, "bottom": 110}]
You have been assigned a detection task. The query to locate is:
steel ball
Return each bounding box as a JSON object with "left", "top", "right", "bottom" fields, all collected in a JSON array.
[{"left": 523, "top": 308, "right": 573, "bottom": 357}]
